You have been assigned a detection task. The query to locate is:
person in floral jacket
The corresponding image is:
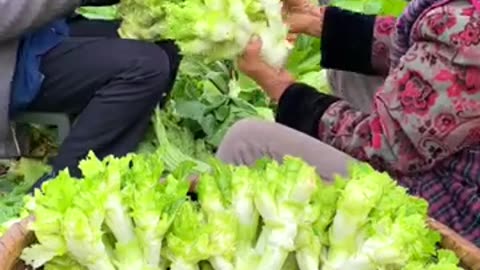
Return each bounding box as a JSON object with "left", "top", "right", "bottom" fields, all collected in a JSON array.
[{"left": 216, "top": 0, "right": 480, "bottom": 245}]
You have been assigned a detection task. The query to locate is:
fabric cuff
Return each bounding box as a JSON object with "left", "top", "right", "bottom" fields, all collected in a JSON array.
[
  {"left": 321, "top": 7, "right": 376, "bottom": 74},
  {"left": 276, "top": 83, "right": 340, "bottom": 137}
]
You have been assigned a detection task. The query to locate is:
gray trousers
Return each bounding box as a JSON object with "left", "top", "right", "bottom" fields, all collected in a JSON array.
[{"left": 216, "top": 71, "right": 384, "bottom": 181}]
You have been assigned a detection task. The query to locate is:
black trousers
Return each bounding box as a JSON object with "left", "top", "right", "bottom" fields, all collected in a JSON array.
[{"left": 28, "top": 17, "right": 181, "bottom": 176}]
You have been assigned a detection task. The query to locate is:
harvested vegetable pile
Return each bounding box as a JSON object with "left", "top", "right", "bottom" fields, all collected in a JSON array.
[{"left": 20, "top": 151, "right": 461, "bottom": 270}]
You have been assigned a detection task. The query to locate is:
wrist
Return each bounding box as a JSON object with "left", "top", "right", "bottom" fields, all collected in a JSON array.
[{"left": 250, "top": 65, "right": 295, "bottom": 101}]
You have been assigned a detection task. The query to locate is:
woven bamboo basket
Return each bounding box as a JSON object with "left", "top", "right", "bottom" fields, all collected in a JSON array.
[{"left": 1, "top": 217, "right": 479, "bottom": 270}]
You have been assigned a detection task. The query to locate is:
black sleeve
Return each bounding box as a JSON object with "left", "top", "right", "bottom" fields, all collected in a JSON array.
[
  {"left": 276, "top": 83, "right": 340, "bottom": 137},
  {"left": 321, "top": 6, "right": 377, "bottom": 75}
]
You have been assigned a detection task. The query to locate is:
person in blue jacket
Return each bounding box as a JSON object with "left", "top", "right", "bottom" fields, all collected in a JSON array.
[{"left": 0, "top": 0, "right": 181, "bottom": 190}]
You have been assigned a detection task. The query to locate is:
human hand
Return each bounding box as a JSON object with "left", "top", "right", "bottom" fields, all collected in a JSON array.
[
  {"left": 237, "top": 37, "right": 295, "bottom": 101},
  {"left": 282, "top": 0, "right": 322, "bottom": 16},
  {"left": 237, "top": 37, "right": 269, "bottom": 78},
  {"left": 284, "top": 5, "right": 325, "bottom": 37}
]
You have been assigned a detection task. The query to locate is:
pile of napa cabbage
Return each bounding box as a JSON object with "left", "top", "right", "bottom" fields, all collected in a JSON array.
[{"left": 20, "top": 151, "right": 462, "bottom": 270}]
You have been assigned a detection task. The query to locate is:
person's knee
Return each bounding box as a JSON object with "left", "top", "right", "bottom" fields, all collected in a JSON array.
[
  {"left": 111, "top": 40, "right": 174, "bottom": 98},
  {"left": 216, "top": 119, "right": 268, "bottom": 163},
  {"left": 126, "top": 41, "right": 171, "bottom": 83},
  {"left": 223, "top": 119, "right": 265, "bottom": 143},
  {"left": 156, "top": 40, "right": 182, "bottom": 74}
]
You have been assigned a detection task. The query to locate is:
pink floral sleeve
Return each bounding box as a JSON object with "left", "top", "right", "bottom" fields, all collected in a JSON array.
[
  {"left": 371, "top": 16, "right": 397, "bottom": 76},
  {"left": 317, "top": 4, "right": 480, "bottom": 175}
]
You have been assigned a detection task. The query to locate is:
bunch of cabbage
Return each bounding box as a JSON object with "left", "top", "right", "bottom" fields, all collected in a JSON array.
[
  {"left": 322, "top": 164, "right": 461, "bottom": 270},
  {"left": 192, "top": 157, "right": 336, "bottom": 270},
  {"left": 118, "top": 0, "right": 291, "bottom": 68},
  {"left": 118, "top": 0, "right": 170, "bottom": 41},
  {"left": 21, "top": 152, "right": 190, "bottom": 270}
]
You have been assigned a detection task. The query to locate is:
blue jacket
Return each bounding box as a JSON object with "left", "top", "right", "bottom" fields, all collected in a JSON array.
[{"left": 10, "top": 20, "right": 69, "bottom": 115}]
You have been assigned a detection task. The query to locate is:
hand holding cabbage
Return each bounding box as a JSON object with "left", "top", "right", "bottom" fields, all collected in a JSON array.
[
  {"left": 237, "top": 37, "right": 295, "bottom": 101},
  {"left": 118, "top": 0, "right": 293, "bottom": 68}
]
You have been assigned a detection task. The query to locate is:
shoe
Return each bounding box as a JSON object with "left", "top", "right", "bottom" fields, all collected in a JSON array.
[{"left": 29, "top": 171, "right": 58, "bottom": 195}]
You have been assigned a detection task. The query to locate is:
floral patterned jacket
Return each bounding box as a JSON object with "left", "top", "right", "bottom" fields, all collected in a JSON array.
[{"left": 275, "top": 1, "right": 480, "bottom": 245}]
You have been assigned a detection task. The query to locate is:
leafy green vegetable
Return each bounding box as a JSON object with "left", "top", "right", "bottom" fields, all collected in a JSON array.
[
  {"left": 19, "top": 154, "right": 462, "bottom": 270},
  {"left": 152, "top": 107, "right": 211, "bottom": 173},
  {"left": 76, "top": 6, "right": 120, "bottom": 20},
  {"left": 157, "top": 59, "right": 274, "bottom": 151},
  {"left": 330, "top": 0, "right": 407, "bottom": 15},
  {"left": 118, "top": 0, "right": 292, "bottom": 68},
  {"left": 21, "top": 152, "right": 192, "bottom": 270},
  {"left": 164, "top": 200, "right": 212, "bottom": 270},
  {"left": 0, "top": 158, "right": 50, "bottom": 234}
]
